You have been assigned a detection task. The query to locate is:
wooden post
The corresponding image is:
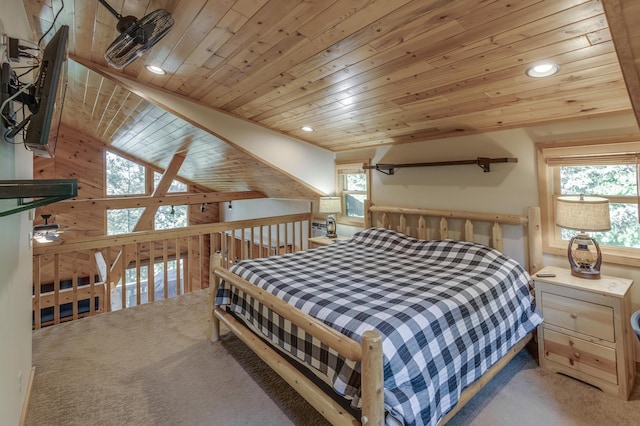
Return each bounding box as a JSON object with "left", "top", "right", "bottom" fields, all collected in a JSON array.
[
  {"left": 209, "top": 254, "right": 222, "bottom": 341},
  {"left": 361, "top": 330, "right": 384, "bottom": 426},
  {"left": 33, "top": 255, "right": 41, "bottom": 330},
  {"left": 527, "top": 206, "right": 543, "bottom": 274}
]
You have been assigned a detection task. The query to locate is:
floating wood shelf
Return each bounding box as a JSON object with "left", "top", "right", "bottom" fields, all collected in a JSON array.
[
  {"left": 0, "top": 179, "right": 78, "bottom": 217},
  {"left": 363, "top": 157, "right": 517, "bottom": 175}
]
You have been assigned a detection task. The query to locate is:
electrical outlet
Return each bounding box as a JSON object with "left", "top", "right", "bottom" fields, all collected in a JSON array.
[{"left": 17, "top": 370, "right": 22, "bottom": 392}]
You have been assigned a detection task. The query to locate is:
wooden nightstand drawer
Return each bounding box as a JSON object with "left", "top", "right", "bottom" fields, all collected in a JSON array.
[
  {"left": 543, "top": 328, "right": 618, "bottom": 384},
  {"left": 541, "top": 292, "right": 614, "bottom": 342}
]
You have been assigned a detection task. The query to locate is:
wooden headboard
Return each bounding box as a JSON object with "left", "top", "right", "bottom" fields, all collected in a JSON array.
[{"left": 363, "top": 200, "right": 543, "bottom": 274}]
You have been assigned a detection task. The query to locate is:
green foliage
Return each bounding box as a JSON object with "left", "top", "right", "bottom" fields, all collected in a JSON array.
[
  {"left": 155, "top": 205, "right": 187, "bottom": 230},
  {"left": 107, "top": 208, "right": 144, "bottom": 235},
  {"left": 106, "top": 152, "right": 145, "bottom": 195},
  {"left": 560, "top": 166, "right": 640, "bottom": 248}
]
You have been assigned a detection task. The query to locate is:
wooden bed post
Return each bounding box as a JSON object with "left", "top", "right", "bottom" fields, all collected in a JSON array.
[
  {"left": 527, "top": 207, "right": 543, "bottom": 274},
  {"left": 364, "top": 199, "right": 372, "bottom": 229},
  {"left": 361, "top": 330, "right": 384, "bottom": 425},
  {"left": 209, "top": 254, "right": 222, "bottom": 341}
]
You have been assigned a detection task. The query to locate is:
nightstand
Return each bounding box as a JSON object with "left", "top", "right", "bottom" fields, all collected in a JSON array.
[
  {"left": 534, "top": 266, "right": 635, "bottom": 399},
  {"left": 307, "top": 235, "right": 349, "bottom": 248}
]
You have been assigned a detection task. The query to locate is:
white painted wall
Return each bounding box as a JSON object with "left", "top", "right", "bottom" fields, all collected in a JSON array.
[{"left": 0, "top": 3, "right": 36, "bottom": 424}]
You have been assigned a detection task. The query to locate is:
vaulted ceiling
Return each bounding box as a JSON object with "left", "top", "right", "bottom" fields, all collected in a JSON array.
[{"left": 21, "top": 0, "right": 640, "bottom": 196}]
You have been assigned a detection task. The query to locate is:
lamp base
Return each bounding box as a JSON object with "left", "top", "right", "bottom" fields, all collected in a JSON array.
[
  {"left": 567, "top": 233, "right": 603, "bottom": 280},
  {"left": 570, "top": 266, "right": 601, "bottom": 280},
  {"left": 325, "top": 215, "right": 337, "bottom": 238}
]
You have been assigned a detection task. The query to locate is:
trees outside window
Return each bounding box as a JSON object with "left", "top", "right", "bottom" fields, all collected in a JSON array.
[
  {"left": 559, "top": 165, "right": 640, "bottom": 248},
  {"left": 107, "top": 208, "right": 144, "bottom": 235},
  {"left": 106, "top": 151, "right": 145, "bottom": 195}
]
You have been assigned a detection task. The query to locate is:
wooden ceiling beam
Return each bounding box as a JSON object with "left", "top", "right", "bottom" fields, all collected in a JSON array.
[
  {"left": 601, "top": 0, "right": 640, "bottom": 131},
  {"left": 133, "top": 151, "right": 187, "bottom": 232},
  {"left": 41, "top": 191, "right": 266, "bottom": 215}
]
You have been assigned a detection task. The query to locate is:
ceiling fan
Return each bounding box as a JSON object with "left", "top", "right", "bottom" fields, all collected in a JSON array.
[
  {"left": 33, "top": 214, "right": 101, "bottom": 243},
  {"left": 33, "top": 214, "right": 62, "bottom": 243},
  {"left": 98, "top": 0, "right": 174, "bottom": 70}
]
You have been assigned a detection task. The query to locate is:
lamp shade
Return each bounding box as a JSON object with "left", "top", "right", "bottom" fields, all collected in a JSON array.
[
  {"left": 319, "top": 197, "right": 341, "bottom": 214},
  {"left": 556, "top": 195, "right": 611, "bottom": 232}
]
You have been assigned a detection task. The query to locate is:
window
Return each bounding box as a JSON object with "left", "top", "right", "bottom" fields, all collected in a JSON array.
[
  {"left": 335, "top": 160, "right": 371, "bottom": 225},
  {"left": 106, "top": 151, "right": 145, "bottom": 195},
  {"left": 106, "top": 150, "right": 190, "bottom": 231},
  {"left": 538, "top": 140, "right": 640, "bottom": 265}
]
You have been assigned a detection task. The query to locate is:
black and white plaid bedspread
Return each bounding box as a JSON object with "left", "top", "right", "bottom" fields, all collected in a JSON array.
[{"left": 216, "top": 227, "right": 543, "bottom": 426}]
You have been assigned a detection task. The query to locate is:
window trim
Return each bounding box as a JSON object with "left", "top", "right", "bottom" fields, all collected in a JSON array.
[
  {"left": 537, "top": 137, "right": 640, "bottom": 267},
  {"left": 335, "top": 159, "right": 371, "bottom": 227}
]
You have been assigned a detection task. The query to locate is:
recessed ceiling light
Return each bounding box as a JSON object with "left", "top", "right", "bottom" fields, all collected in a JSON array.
[
  {"left": 526, "top": 63, "right": 560, "bottom": 78},
  {"left": 301, "top": 126, "right": 314, "bottom": 132},
  {"left": 145, "top": 65, "right": 166, "bottom": 75}
]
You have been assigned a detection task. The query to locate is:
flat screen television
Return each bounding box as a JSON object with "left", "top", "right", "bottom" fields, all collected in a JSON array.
[{"left": 0, "top": 25, "right": 69, "bottom": 158}]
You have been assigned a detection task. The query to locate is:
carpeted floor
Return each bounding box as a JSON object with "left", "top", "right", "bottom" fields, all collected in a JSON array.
[{"left": 27, "top": 289, "right": 640, "bottom": 425}]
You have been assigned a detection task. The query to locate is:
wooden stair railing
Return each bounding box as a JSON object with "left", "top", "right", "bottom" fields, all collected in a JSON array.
[{"left": 32, "top": 213, "right": 311, "bottom": 329}]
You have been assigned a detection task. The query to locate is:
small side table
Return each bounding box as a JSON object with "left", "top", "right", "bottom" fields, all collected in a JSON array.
[
  {"left": 534, "top": 266, "right": 635, "bottom": 399},
  {"left": 307, "top": 235, "right": 349, "bottom": 249}
]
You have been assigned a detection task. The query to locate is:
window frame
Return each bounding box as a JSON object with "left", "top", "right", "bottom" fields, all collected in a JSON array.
[
  {"left": 335, "top": 160, "right": 371, "bottom": 227},
  {"left": 537, "top": 138, "right": 640, "bottom": 267},
  {"left": 104, "top": 149, "right": 191, "bottom": 231}
]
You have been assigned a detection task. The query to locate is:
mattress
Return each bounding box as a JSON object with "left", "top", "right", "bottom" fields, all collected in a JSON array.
[{"left": 216, "top": 227, "right": 543, "bottom": 425}]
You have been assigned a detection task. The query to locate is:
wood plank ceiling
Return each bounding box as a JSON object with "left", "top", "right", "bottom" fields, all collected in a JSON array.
[{"left": 21, "top": 0, "right": 640, "bottom": 193}]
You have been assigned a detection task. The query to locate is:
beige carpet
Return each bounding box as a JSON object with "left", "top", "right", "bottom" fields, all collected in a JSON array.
[{"left": 27, "top": 289, "right": 640, "bottom": 425}]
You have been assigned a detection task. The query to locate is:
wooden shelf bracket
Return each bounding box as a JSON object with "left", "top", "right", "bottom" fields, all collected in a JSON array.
[
  {"left": 363, "top": 157, "right": 517, "bottom": 175},
  {"left": 0, "top": 179, "right": 78, "bottom": 217}
]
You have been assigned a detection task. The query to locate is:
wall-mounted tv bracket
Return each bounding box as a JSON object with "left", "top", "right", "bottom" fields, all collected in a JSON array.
[
  {"left": 363, "top": 157, "right": 518, "bottom": 175},
  {"left": 0, "top": 179, "right": 77, "bottom": 217}
]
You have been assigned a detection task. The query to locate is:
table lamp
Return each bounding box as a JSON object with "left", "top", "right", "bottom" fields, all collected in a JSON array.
[{"left": 319, "top": 197, "right": 341, "bottom": 238}]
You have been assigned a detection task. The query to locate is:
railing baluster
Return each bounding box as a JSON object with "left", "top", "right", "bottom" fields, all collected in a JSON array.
[
  {"left": 89, "top": 251, "right": 95, "bottom": 316},
  {"left": 148, "top": 242, "right": 155, "bottom": 304},
  {"left": 187, "top": 236, "right": 193, "bottom": 293},
  {"left": 120, "top": 245, "right": 127, "bottom": 310},
  {"left": 199, "top": 234, "right": 204, "bottom": 290},
  {"left": 33, "top": 255, "right": 41, "bottom": 330},
  {"left": 72, "top": 253, "right": 79, "bottom": 321},
  {"left": 175, "top": 237, "right": 182, "bottom": 296},
  {"left": 104, "top": 249, "right": 112, "bottom": 312},
  {"left": 54, "top": 253, "right": 60, "bottom": 325},
  {"left": 135, "top": 243, "right": 141, "bottom": 306}
]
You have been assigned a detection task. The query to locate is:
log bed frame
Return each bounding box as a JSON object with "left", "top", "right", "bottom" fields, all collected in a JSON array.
[{"left": 209, "top": 201, "right": 543, "bottom": 425}]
